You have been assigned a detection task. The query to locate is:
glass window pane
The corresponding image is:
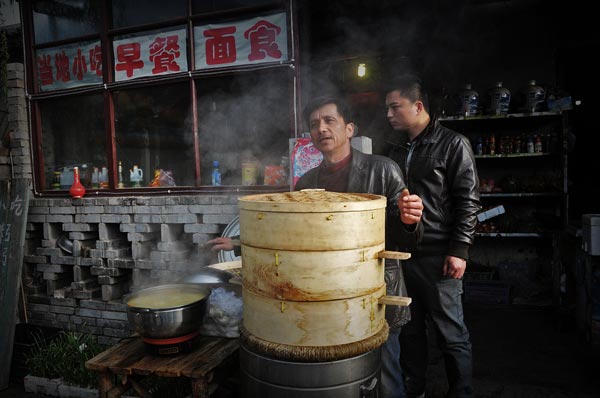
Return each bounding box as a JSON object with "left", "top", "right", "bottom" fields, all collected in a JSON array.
[
  {"left": 114, "top": 83, "right": 194, "bottom": 188},
  {"left": 112, "top": 0, "right": 187, "bottom": 29},
  {"left": 33, "top": 0, "right": 99, "bottom": 44},
  {"left": 193, "top": 0, "right": 278, "bottom": 14},
  {"left": 40, "top": 94, "right": 105, "bottom": 190},
  {"left": 197, "top": 69, "right": 290, "bottom": 186}
]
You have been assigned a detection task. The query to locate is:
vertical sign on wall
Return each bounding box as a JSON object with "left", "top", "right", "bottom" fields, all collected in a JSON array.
[{"left": 0, "top": 179, "right": 31, "bottom": 390}]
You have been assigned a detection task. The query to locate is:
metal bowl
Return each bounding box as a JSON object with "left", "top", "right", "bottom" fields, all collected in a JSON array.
[
  {"left": 125, "top": 284, "right": 212, "bottom": 339},
  {"left": 57, "top": 235, "right": 73, "bottom": 254}
]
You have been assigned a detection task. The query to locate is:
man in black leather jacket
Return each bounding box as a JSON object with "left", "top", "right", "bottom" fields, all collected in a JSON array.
[
  {"left": 385, "top": 75, "right": 481, "bottom": 398},
  {"left": 296, "top": 96, "right": 423, "bottom": 398}
]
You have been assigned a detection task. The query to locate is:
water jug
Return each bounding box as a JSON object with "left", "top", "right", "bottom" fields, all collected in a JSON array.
[
  {"left": 490, "top": 82, "right": 510, "bottom": 115},
  {"left": 130, "top": 165, "right": 143, "bottom": 187},
  {"left": 525, "top": 80, "right": 545, "bottom": 113},
  {"left": 461, "top": 83, "right": 479, "bottom": 117}
]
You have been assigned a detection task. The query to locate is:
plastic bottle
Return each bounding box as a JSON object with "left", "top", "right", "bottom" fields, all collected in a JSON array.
[
  {"left": 526, "top": 135, "right": 534, "bottom": 154},
  {"left": 117, "top": 161, "right": 124, "bottom": 188},
  {"left": 534, "top": 135, "right": 543, "bottom": 153},
  {"left": 211, "top": 160, "right": 221, "bottom": 186},
  {"left": 475, "top": 137, "right": 483, "bottom": 156},
  {"left": 489, "top": 133, "right": 496, "bottom": 156}
]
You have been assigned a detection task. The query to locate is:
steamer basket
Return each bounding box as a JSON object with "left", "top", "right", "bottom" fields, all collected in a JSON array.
[
  {"left": 242, "top": 243, "right": 385, "bottom": 301},
  {"left": 238, "top": 191, "right": 386, "bottom": 251},
  {"left": 242, "top": 285, "right": 387, "bottom": 347}
]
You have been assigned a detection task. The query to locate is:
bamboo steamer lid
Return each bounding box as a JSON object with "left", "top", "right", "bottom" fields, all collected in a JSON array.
[
  {"left": 242, "top": 243, "right": 385, "bottom": 301},
  {"left": 238, "top": 190, "right": 387, "bottom": 251}
]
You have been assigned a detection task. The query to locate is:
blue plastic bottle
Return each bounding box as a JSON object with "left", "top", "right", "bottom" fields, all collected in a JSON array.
[{"left": 211, "top": 160, "right": 221, "bottom": 186}]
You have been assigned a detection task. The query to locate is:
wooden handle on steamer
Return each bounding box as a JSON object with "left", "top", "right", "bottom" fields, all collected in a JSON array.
[
  {"left": 378, "top": 295, "right": 412, "bottom": 307},
  {"left": 377, "top": 251, "right": 411, "bottom": 260}
]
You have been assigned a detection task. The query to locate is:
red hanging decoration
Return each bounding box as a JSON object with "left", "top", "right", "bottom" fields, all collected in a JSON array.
[{"left": 69, "top": 166, "right": 86, "bottom": 199}]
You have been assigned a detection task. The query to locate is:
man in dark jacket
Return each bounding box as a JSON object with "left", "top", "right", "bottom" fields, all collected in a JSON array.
[
  {"left": 385, "top": 75, "right": 481, "bottom": 398},
  {"left": 296, "top": 95, "right": 423, "bottom": 398}
]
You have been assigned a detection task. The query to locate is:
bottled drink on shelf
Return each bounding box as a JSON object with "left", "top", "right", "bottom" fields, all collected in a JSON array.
[
  {"left": 118, "top": 161, "right": 124, "bottom": 188},
  {"left": 212, "top": 160, "right": 221, "bottom": 186}
]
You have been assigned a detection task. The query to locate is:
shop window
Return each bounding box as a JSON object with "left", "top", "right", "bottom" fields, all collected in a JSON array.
[
  {"left": 112, "top": 0, "right": 187, "bottom": 29},
  {"left": 196, "top": 69, "right": 290, "bottom": 186},
  {"left": 33, "top": 0, "right": 99, "bottom": 44},
  {"left": 114, "top": 82, "right": 195, "bottom": 188},
  {"left": 24, "top": 0, "right": 295, "bottom": 193},
  {"left": 40, "top": 93, "right": 105, "bottom": 190}
]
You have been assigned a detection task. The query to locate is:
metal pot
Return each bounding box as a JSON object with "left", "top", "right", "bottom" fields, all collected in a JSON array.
[{"left": 125, "top": 284, "right": 212, "bottom": 339}]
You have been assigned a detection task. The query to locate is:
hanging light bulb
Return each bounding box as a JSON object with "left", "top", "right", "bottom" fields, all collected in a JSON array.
[{"left": 357, "top": 63, "right": 366, "bottom": 78}]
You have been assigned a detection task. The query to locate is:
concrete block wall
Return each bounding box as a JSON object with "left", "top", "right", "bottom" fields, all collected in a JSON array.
[{"left": 23, "top": 194, "right": 240, "bottom": 345}]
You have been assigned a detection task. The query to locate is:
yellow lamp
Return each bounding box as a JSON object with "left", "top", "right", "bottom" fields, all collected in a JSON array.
[{"left": 357, "top": 63, "right": 366, "bottom": 78}]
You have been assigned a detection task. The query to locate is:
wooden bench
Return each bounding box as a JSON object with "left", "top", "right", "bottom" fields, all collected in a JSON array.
[{"left": 85, "top": 336, "right": 239, "bottom": 398}]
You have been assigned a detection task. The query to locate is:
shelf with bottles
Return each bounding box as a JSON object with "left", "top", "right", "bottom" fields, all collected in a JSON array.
[
  {"left": 475, "top": 201, "right": 562, "bottom": 237},
  {"left": 480, "top": 192, "right": 563, "bottom": 198},
  {"left": 475, "top": 232, "right": 546, "bottom": 238},
  {"left": 439, "top": 110, "right": 563, "bottom": 122}
]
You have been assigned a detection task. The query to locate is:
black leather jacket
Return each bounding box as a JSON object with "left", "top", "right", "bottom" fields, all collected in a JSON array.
[
  {"left": 295, "top": 148, "right": 423, "bottom": 252},
  {"left": 387, "top": 118, "right": 481, "bottom": 260}
]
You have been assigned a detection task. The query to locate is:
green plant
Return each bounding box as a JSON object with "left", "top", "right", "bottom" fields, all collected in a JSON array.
[{"left": 26, "top": 328, "right": 103, "bottom": 388}]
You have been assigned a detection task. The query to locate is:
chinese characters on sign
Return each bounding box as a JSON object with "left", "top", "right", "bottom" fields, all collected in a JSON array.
[
  {"left": 36, "top": 40, "right": 103, "bottom": 91},
  {"left": 113, "top": 27, "right": 188, "bottom": 81},
  {"left": 34, "top": 13, "right": 289, "bottom": 91},
  {"left": 194, "top": 12, "right": 288, "bottom": 70}
]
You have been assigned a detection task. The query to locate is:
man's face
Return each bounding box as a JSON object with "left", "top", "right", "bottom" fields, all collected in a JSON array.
[
  {"left": 308, "top": 103, "right": 354, "bottom": 157},
  {"left": 385, "top": 90, "right": 419, "bottom": 131}
]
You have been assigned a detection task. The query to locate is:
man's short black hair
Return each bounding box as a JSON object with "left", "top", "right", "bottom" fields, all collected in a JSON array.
[
  {"left": 303, "top": 96, "right": 354, "bottom": 128},
  {"left": 385, "top": 74, "right": 430, "bottom": 112}
]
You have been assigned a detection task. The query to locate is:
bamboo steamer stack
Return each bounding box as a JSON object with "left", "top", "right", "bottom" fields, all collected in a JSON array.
[{"left": 239, "top": 190, "right": 406, "bottom": 361}]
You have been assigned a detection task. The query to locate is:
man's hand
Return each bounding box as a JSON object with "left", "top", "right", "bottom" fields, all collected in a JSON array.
[
  {"left": 443, "top": 255, "right": 467, "bottom": 279},
  {"left": 207, "top": 237, "right": 234, "bottom": 252},
  {"left": 398, "top": 188, "right": 423, "bottom": 225}
]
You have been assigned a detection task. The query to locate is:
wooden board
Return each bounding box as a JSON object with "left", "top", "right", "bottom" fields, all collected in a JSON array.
[
  {"left": 0, "top": 179, "right": 31, "bottom": 390},
  {"left": 242, "top": 285, "right": 386, "bottom": 347},
  {"left": 85, "top": 336, "right": 239, "bottom": 379},
  {"left": 242, "top": 243, "right": 385, "bottom": 301}
]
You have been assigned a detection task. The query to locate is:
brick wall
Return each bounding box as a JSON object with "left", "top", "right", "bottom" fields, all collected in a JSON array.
[
  {"left": 24, "top": 194, "right": 240, "bottom": 345},
  {"left": 1, "top": 63, "right": 31, "bottom": 180}
]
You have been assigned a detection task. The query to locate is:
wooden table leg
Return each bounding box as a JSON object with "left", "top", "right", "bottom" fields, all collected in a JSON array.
[
  {"left": 191, "top": 377, "right": 209, "bottom": 398},
  {"left": 97, "top": 372, "right": 113, "bottom": 398}
]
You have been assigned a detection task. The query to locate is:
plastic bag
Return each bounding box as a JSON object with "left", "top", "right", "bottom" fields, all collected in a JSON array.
[{"left": 199, "top": 287, "right": 243, "bottom": 338}]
